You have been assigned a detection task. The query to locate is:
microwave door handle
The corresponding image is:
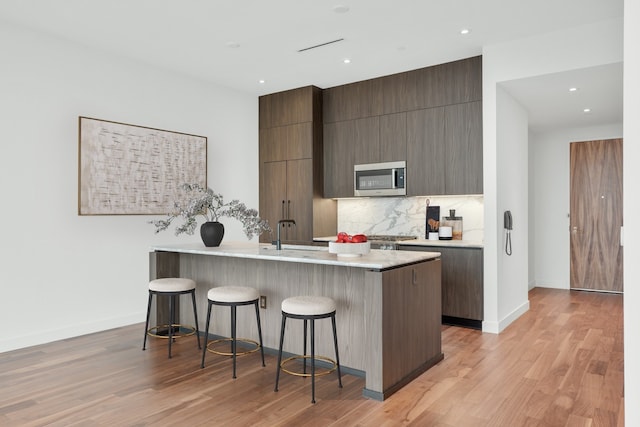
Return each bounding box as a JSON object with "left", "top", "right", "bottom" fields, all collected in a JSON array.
[{"left": 392, "top": 168, "right": 398, "bottom": 189}]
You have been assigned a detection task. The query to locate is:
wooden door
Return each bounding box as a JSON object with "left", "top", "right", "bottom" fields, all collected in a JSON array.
[{"left": 570, "top": 138, "right": 623, "bottom": 292}]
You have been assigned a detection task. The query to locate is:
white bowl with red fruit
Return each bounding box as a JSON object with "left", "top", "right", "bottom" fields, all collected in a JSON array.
[{"left": 328, "top": 232, "right": 370, "bottom": 257}]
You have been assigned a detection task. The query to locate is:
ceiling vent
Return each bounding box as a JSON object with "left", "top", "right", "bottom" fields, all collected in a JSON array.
[{"left": 297, "top": 38, "right": 344, "bottom": 53}]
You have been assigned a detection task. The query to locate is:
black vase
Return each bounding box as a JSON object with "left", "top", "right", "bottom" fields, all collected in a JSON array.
[{"left": 200, "top": 221, "right": 224, "bottom": 247}]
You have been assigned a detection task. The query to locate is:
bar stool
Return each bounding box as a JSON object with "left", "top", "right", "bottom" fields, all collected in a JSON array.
[
  {"left": 201, "top": 286, "right": 265, "bottom": 378},
  {"left": 142, "top": 277, "right": 201, "bottom": 358},
  {"left": 274, "top": 296, "right": 342, "bottom": 403}
]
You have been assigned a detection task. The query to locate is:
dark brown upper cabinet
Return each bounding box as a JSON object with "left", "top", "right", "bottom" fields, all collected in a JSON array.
[
  {"left": 379, "top": 56, "right": 482, "bottom": 114},
  {"left": 259, "top": 122, "right": 313, "bottom": 163},
  {"left": 259, "top": 86, "right": 320, "bottom": 129},
  {"left": 259, "top": 86, "right": 336, "bottom": 244},
  {"left": 323, "top": 120, "right": 354, "bottom": 199},
  {"left": 323, "top": 55, "right": 482, "bottom": 198},
  {"left": 322, "top": 79, "right": 383, "bottom": 123},
  {"left": 445, "top": 101, "right": 483, "bottom": 194},
  {"left": 379, "top": 113, "right": 407, "bottom": 162},
  {"left": 406, "top": 101, "right": 483, "bottom": 196},
  {"left": 407, "top": 107, "right": 446, "bottom": 196}
]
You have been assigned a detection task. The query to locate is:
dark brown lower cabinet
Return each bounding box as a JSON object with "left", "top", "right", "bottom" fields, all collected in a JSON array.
[{"left": 399, "top": 245, "right": 483, "bottom": 329}]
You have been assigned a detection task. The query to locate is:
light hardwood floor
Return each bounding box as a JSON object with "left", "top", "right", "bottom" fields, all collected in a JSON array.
[{"left": 0, "top": 288, "right": 624, "bottom": 426}]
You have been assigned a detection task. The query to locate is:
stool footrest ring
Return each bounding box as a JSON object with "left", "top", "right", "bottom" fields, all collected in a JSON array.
[
  {"left": 280, "top": 355, "right": 338, "bottom": 377},
  {"left": 147, "top": 324, "right": 196, "bottom": 339},
  {"left": 206, "top": 338, "right": 261, "bottom": 356}
]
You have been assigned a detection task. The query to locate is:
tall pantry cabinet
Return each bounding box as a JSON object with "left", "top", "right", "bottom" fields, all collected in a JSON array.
[{"left": 258, "top": 86, "right": 336, "bottom": 244}]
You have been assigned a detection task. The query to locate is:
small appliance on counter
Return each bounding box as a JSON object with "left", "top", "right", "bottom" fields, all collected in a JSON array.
[
  {"left": 425, "top": 201, "right": 440, "bottom": 240},
  {"left": 438, "top": 226, "right": 452, "bottom": 240},
  {"left": 443, "top": 209, "right": 463, "bottom": 240}
]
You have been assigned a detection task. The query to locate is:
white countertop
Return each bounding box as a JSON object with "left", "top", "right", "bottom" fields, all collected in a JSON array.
[
  {"left": 314, "top": 236, "right": 483, "bottom": 249},
  {"left": 151, "top": 242, "right": 440, "bottom": 270},
  {"left": 397, "top": 238, "right": 483, "bottom": 249}
]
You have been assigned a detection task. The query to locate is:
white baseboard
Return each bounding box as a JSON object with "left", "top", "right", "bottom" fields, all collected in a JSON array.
[
  {"left": 0, "top": 312, "right": 145, "bottom": 353},
  {"left": 482, "top": 299, "right": 530, "bottom": 334}
]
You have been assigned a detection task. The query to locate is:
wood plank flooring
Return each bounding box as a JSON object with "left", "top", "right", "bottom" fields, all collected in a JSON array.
[{"left": 0, "top": 288, "right": 624, "bottom": 426}]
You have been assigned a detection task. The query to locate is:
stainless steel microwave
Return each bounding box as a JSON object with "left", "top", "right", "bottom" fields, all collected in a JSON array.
[{"left": 354, "top": 161, "right": 406, "bottom": 197}]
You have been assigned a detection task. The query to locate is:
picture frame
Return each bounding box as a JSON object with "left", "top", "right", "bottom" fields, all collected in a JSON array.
[{"left": 78, "top": 116, "right": 207, "bottom": 215}]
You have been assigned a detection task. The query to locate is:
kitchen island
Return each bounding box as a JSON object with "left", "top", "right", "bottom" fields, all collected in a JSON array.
[{"left": 150, "top": 242, "right": 442, "bottom": 400}]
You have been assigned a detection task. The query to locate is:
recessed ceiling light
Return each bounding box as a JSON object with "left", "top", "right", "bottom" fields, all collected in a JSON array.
[
  {"left": 259, "top": 79, "right": 265, "bottom": 84},
  {"left": 343, "top": 58, "right": 351, "bottom": 64},
  {"left": 333, "top": 5, "right": 350, "bottom": 13},
  {"left": 460, "top": 28, "right": 471, "bottom": 35},
  {"left": 569, "top": 87, "right": 579, "bottom": 92},
  {"left": 226, "top": 41, "right": 240, "bottom": 49},
  {"left": 583, "top": 108, "right": 592, "bottom": 113}
]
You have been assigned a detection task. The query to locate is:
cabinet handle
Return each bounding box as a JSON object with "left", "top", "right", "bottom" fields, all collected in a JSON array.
[
  {"left": 281, "top": 200, "right": 285, "bottom": 220},
  {"left": 412, "top": 269, "right": 417, "bottom": 285},
  {"left": 287, "top": 200, "right": 291, "bottom": 225}
]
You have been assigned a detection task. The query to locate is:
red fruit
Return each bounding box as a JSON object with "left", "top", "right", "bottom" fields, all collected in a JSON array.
[{"left": 351, "top": 234, "right": 367, "bottom": 243}]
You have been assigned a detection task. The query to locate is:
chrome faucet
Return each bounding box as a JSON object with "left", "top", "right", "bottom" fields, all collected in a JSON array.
[{"left": 275, "top": 219, "right": 296, "bottom": 250}]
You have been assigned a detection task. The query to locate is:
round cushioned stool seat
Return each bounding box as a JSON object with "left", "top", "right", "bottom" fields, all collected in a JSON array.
[
  {"left": 282, "top": 296, "right": 336, "bottom": 316},
  {"left": 149, "top": 278, "right": 196, "bottom": 292},
  {"left": 208, "top": 286, "right": 259, "bottom": 303}
]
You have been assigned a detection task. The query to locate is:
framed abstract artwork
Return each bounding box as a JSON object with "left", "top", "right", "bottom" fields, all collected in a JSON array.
[{"left": 78, "top": 116, "right": 207, "bottom": 215}]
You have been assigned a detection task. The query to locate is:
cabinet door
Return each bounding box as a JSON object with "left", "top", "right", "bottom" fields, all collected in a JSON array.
[
  {"left": 354, "top": 116, "right": 380, "bottom": 165},
  {"left": 259, "top": 122, "right": 313, "bottom": 163},
  {"left": 439, "top": 247, "right": 483, "bottom": 320},
  {"left": 285, "top": 159, "right": 313, "bottom": 242},
  {"left": 259, "top": 86, "right": 314, "bottom": 129},
  {"left": 259, "top": 161, "right": 287, "bottom": 243},
  {"left": 445, "top": 101, "right": 483, "bottom": 194},
  {"left": 323, "top": 121, "right": 355, "bottom": 198},
  {"left": 323, "top": 79, "right": 383, "bottom": 123},
  {"left": 406, "top": 107, "right": 446, "bottom": 196},
  {"left": 398, "top": 245, "right": 483, "bottom": 322},
  {"left": 379, "top": 113, "right": 407, "bottom": 162}
]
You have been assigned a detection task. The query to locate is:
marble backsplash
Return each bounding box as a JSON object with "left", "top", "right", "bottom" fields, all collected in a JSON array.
[{"left": 337, "top": 195, "right": 484, "bottom": 242}]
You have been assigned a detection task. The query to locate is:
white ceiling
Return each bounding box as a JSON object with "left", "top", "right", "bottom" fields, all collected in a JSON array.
[{"left": 0, "top": 0, "right": 624, "bottom": 132}]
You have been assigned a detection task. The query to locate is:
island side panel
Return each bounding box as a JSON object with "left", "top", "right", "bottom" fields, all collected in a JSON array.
[
  {"left": 173, "top": 253, "right": 369, "bottom": 372},
  {"left": 363, "top": 269, "right": 384, "bottom": 394},
  {"left": 379, "top": 259, "right": 443, "bottom": 398}
]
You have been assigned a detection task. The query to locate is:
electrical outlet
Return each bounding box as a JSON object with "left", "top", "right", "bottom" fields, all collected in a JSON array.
[{"left": 259, "top": 295, "right": 267, "bottom": 309}]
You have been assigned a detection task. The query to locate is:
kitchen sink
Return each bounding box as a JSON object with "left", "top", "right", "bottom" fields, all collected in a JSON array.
[{"left": 261, "top": 244, "right": 328, "bottom": 252}]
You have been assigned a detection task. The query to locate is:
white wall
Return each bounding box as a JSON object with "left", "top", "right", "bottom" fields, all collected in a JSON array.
[
  {"left": 494, "top": 86, "right": 530, "bottom": 328},
  {"left": 0, "top": 22, "right": 258, "bottom": 352},
  {"left": 624, "top": 0, "right": 640, "bottom": 423},
  {"left": 482, "top": 18, "right": 623, "bottom": 333},
  {"left": 530, "top": 124, "right": 622, "bottom": 290}
]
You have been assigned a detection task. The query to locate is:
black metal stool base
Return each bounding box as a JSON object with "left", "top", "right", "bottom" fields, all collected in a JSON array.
[{"left": 274, "top": 310, "right": 343, "bottom": 404}]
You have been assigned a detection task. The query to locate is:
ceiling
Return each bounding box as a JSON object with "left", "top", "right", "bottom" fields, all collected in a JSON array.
[{"left": 0, "top": 0, "right": 624, "bottom": 132}]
